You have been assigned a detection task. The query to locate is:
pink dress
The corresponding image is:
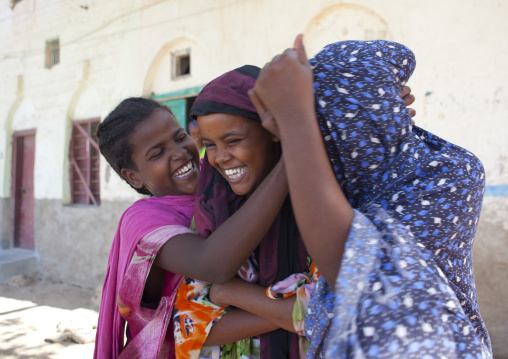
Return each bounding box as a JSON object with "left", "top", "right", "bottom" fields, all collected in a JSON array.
[{"left": 94, "top": 195, "right": 195, "bottom": 359}]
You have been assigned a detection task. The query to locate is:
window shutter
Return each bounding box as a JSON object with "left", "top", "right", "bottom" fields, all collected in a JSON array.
[{"left": 70, "top": 119, "right": 100, "bottom": 205}]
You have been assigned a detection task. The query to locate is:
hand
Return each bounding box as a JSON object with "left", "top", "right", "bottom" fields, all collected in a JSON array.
[
  {"left": 401, "top": 85, "right": 416, "bottom": 119},
  {"left": 248, "top": 89, "right": 280, "bottom": 138},
  {"left": 209, "top": 278, "right": 244, "bottom": 307},
  {"left": 252, "top": 34, "right": 315, "bottom": 131},
  {"left": 209, "top": 282, "right": 229, "bottom": 307}
]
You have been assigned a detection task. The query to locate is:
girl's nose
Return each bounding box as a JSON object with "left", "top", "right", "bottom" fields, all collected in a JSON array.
[
  {"left": 214, "top": 147, "right": 231, "bottom": 164},
  {"left": 171, "top": 146, "right": 188, "bottom": 160}
]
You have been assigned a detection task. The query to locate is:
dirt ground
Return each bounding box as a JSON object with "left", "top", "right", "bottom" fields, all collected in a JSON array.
[
  {"left": 1, "top": 276, "right": 506, "bottom": 358},
  {"left": 0, "top": 277, "right": 98, "bottom": 359}
]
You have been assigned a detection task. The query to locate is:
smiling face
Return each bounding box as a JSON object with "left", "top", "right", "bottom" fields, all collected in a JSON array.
[
  {"left": 121, "top": 109, "right": 200, "bottom": 197},
  {"left": 197, "top": 113, "right": 279, "bottom": 197}
]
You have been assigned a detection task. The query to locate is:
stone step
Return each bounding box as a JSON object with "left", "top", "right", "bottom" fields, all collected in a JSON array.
[{"left": 0, "top": 248, "right": 38, "bottom": 284}]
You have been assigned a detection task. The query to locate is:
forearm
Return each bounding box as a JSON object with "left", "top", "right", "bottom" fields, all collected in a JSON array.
[
  {"left": 250, "top": 37, "right": 353, "bottom": 289},
  {"left": 204, "top": 309, "right": 278, "bottom": 346},
  {"left": 199, "top": 159, "right": 288, "bottom": 282},
  {"left": 278, "top": 113, "right": 353, "bottom": 289},
  {"left": 155, "top": 160, "right": 288, "bottom": 283},
  {"left": 214, "top": 279, "right": 296, "bottom": 333}
]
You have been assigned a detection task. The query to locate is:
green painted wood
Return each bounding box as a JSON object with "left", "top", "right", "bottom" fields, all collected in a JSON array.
[
  {"left": 161, "top": 99, "right": 187, "bottom": 127},
  {"left": 151, "top": 85, "right": 204, "bottom": 100}
]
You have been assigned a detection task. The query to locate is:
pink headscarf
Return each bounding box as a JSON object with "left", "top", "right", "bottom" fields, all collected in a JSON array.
[{"left": 94, "top": 195, "right": 195, "bottom": 359}]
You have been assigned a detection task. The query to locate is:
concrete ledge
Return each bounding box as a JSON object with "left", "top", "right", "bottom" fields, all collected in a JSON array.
[{"left": 0, "top": 248, "right": 38, "bottom": 284}]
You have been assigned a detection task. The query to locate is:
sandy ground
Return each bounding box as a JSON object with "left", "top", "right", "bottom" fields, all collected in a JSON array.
[
  {"left": 0, "top": 277, "right": 98, "bottom": 359},
  {"left": 1, "top": 276, "right": 506, "bottom": 358}
]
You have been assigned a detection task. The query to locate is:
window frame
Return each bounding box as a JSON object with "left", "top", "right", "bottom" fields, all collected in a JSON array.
[
  {"left": 69, "top": 118, "right": 100, "bottom": 206},
  {"left": 45, "top": 38, "right": 60, "bottom": 69},
  {"left": 171, "top": 48, "right": 191, "bottom": 80}
]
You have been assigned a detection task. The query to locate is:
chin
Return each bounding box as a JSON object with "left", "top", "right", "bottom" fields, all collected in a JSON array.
[{"left": 230, "top": 183, "right": 255, "bottom": 197}]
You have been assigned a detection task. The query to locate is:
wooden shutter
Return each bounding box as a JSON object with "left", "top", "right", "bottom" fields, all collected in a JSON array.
[{"left": 69, "top": 119, "right": 100, "bottom": 205}]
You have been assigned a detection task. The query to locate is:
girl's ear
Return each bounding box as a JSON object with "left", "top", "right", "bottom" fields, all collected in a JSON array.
[
  {"left": 121, "top": 168, "right": 144, "bottom": 189},
  {"left": 272, "top": 134, "right": 280, "bottom": 142}
]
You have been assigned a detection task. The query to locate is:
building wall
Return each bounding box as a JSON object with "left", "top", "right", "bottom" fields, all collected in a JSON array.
[
  {"left": 34, "top": 199, "right": 132, "bottom": 287},
  {"left": 1, "top": 0, "right": 507, "bottom": 356}
]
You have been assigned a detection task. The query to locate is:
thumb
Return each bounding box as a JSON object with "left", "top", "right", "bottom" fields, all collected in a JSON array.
[{"left": 293, "top": 33, "right": 309, "bottom": 65}]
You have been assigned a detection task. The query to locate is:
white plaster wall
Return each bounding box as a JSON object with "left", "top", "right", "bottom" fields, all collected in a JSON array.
[{"left": 1, "top": 0, "right": 507, "bottom": 201}]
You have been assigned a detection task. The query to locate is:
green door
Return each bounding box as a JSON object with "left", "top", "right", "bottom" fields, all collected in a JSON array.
[{"left": 161, "top": 99, "right": 187, "bottom": 128}]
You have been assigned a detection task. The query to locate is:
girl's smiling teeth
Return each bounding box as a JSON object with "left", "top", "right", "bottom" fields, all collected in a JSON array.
[
  {"left": 173, "top": 161, "right": 194, "bottom": 179},
  {"left": 224, "top": 167, "right": 246, "bottom": 181}
]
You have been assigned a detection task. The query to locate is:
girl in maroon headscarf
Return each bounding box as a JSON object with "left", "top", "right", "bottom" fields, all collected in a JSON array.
[{"left": 188, "top": 64, "right": 312, "bottom": 359}]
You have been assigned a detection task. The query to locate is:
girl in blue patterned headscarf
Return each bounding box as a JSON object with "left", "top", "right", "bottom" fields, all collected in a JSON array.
[{"left": 251, "top": 36, "right": 492, "bottom": 358}]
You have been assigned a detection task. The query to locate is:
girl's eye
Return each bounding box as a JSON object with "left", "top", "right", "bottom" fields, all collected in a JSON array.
[
  {"left": 227, "top": 139, "right": 240, "bottom": 146},
  {"left": 176, "top": 134, "right": 187, "bottom": 142},
  {"left": 151, "top": 149, "right": 163, "bottom": 159},
  {"left": 204, "top": 143, "right": 215, "bottom": 149}
]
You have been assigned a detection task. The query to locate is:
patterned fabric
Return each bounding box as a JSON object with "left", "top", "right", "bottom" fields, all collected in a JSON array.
[
  {"left": 266, "top": 273, "right": 312, "bottom": 300},
  {"left": 216, "top": 255, "right": 263, "bottom": 359},
  {"left": 304, "top": 40, "right": 492, "bottom": 358},
  {"left": 265, "top": 258, "right": 320, "bottom": 358},
  {"left": 94, "top": 195, "right": 195, "bottom": 359},
  {"left": 117, "top": 226, "right": 192, "bottom": 358},
  {"left": 266, "top": 258, "right": 320, "bottom": 337},
  {"left": 173, "top": 255, "right": 260, "bottom": 359},
  {"left": 173, "top": 278, "right": 228, "bottom": 359},
  {"left": 189, "top": 65, "right": 261, "bottom": 121},
  {"left": 220, "top": 338, "right": 261, "bottom": 359}
]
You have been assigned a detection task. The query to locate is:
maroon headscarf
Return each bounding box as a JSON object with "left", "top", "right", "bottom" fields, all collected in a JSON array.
[
  {"left": 191, "top": 65, "right": 308, "bottom": 359},
  {"left": 190, "top": 65, "right": 261, "bottom": 121}
]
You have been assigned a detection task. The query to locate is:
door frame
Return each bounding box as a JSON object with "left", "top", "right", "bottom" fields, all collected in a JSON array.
[
  {"left": 152, "top": 85, "right": 203, "bottom": 129},
  {"left": 11, "top": 128, "right": 36, "bottom": 249}
]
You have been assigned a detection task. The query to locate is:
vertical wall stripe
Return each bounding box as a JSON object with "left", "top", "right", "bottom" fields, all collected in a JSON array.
[{"left": 484, "top": 185, "right": 508, "bottom": 197}]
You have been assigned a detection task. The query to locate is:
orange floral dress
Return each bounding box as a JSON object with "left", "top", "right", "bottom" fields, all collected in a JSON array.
[
  {"left": 173, "top": 255, "right": 320, "bottom": 359},
  {"left": 173, "top": 278, "right": 228, "bottom": 359}
]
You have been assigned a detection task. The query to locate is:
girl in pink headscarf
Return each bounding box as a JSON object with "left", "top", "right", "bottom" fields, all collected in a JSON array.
[{"left": 93, "top": 97, "right": 292, "bottom": 359}]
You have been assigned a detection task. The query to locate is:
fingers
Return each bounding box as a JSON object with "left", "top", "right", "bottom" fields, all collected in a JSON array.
[
  {"left": 271, "top": 54, "right": 282, "bottom": 63},
  {"left": 401, "top": 85, "right": 411, "bottom": 98},
  {"left": 401, "top": 85, "right": 416, "bottom": 117},
  {"left": 293, "top": 33, "right": 309, "bottom": 65},
  {"left": 249, "top": 89, "right": 280, "bottom": 137},
  {"left": 271, "top": 49, "right": 295, "bottom": 64},
  {"left": 262, "top": 34, "right": 309, "bottom": 73},
  {"left": 401, "top": 85, "right": 415, "bottom": 108},
  {"left": 292, "top": 33, "right": 302, "bottom": 49},
  {"left": 248, "top": 89, "right": 267, "bottom": 116},
  {"left": 403, "top": 94, "right": 415, "bottom": 107}
]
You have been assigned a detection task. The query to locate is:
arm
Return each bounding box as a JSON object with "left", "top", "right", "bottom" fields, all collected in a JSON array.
[
  {"left": 154, "top": 159, "right": 288, "bottom": 284},
  {"left": 250, "top": 35, "right": 353, "bottom": 290},
  {"left": 204, "top": 309, "right": 279, "bottom": 346},
  {"left": 209, "top": 278, "right": 296, "bottom": 333}
]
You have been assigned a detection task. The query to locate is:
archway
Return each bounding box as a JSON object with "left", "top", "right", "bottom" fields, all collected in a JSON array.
[{"left": 304, "top": 4, "right": 390, "bottom": 57}]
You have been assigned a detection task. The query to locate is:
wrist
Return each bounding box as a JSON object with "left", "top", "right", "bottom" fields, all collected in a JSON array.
[{"left": 276, "top": 110, "right": 316, "bottom": 133}]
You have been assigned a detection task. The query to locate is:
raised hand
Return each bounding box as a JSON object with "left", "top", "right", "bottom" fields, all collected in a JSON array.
[
  {"left": 251, "top": 34, "right": 315, "bottom": 132},
  {"left": 248, "top": 89, "right": 280, "bottom": 138}
]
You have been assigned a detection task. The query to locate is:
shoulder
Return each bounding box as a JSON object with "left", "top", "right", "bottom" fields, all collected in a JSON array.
[
  {"left": 119, "top": 196, "right": 193, "bottom": 239},
  {"left": 137, "top": 224, "right": 195, "bottom": 253}
]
